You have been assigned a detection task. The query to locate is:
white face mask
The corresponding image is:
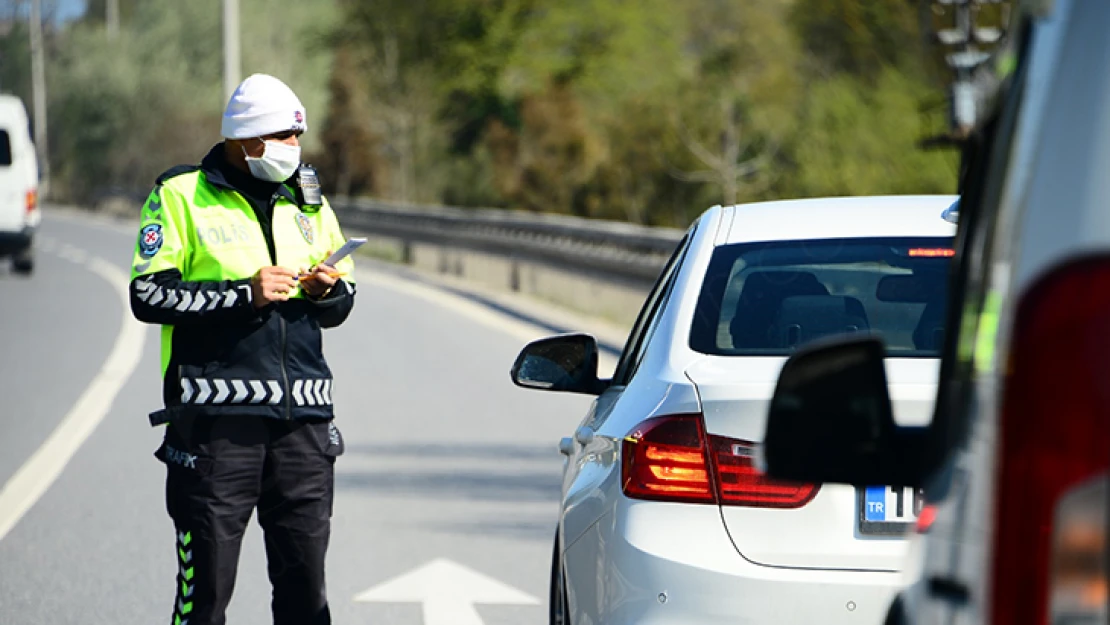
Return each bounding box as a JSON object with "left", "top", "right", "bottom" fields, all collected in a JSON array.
[{"left": 243, "top": 139, "right": 301, "bottom": 182}]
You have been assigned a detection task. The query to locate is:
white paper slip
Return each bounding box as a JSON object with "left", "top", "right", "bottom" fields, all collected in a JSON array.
[{"left": 323, "top": 238, "right": 367, "bottom": 266}]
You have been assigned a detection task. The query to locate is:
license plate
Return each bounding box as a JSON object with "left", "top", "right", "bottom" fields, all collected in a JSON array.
[{"left": 858, "top": 486, "right": 921, "bottom": 535}]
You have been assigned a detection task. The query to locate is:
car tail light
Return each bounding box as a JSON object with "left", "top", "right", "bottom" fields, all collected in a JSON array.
[
  {"left": 1049, "top": 476, "right": 1106, "bottom": 625},
  {"left": 991, "top": 258, "right": 1110, "bottom": 625},
  {"left": 621, "top": 414, "right": 819, "bottom": 507},
  {"left": 916, "top": 504, "right": 938, "bottom": 534},
  {"left": 25, "top": 189, "right": 36, "bottom": 215},
  {"left": 621, "top": 415, "right": 715, "bottom": 503},
  {"left": 708, "top": 436, "right": 819, "bottom": 507}
]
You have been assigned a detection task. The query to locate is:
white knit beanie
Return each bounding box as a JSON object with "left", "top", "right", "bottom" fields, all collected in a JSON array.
[{"left": 221, "top": 74, "right": 307, "bottom": 139}]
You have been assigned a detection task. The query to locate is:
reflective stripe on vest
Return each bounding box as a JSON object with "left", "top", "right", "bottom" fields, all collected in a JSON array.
[{"left": 180, "top": 378, "right": 334, "bottom": 407}]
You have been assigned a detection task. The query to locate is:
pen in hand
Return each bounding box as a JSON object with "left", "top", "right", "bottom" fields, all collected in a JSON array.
[{"left": 297, "top": 271, "right": 347, "bottom": 282}]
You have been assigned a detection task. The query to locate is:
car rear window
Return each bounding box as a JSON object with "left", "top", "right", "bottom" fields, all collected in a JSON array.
[
  {"left": 0, "top": 131, "right": 10, "bottom": 166},
  {"left": 689, "top": 237, "right": 954, "bottom": 357}
]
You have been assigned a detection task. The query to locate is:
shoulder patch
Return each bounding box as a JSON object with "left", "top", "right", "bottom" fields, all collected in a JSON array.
[
  {"left": 155, "top": 164, "right": 201, "bottom": 186},
  {"left": 138, "top": 223, "right": 164, "bottom": 259}
]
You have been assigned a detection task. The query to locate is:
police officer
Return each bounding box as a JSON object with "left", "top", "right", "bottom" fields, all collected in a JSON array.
[{"left": 129, "top": 74, "right": 354, "bottom": 625}]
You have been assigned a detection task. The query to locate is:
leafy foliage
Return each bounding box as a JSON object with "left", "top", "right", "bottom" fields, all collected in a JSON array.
[
  {"left": 0, "top": 0, "right": 336, "bottom": 204},
  {"left": 0, "top": 0, "right": 957, "bottom": 222},
  {"left": 321, "top": 0, "right": 956, "bottom": 225}
]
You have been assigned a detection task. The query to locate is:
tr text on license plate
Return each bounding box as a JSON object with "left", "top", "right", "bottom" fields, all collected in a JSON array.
[{"left": 858, "top": 486, "right": 921, "bottom": 535}]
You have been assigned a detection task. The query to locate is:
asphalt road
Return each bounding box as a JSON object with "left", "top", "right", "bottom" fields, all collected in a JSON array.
[{"left": 0, "top": 209, "right": 613, "bottom": 625}]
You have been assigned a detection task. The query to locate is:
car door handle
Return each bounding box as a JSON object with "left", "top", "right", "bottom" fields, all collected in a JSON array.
[
  {"left": 558, "top": 437, "right": 575, "bottom": 456},
  {"left": 575, "top": 426, "right": 595, "bottom": 446}
]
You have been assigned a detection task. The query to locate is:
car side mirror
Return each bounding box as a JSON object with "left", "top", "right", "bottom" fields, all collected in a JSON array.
[
  {"left": 510, "top": 333, "right": 610, "bottom": 396},
  {"left": 762, "top": 336, "right": 928, "bottom": 488}
]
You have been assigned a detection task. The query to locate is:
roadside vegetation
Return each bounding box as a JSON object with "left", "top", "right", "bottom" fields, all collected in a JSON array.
[{"left": 0, "top": 0, "right": 957, "bottom": 225}]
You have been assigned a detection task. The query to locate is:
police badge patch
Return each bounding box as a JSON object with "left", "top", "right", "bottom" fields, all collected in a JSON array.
[
  {"left": 295, "top": 212, "right": 314, "bottom": 244},
  {"left": 138, "top": 223, "right": 164, "bottom": 258}
]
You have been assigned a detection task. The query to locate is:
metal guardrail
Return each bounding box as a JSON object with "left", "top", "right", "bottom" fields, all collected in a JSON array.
[{"left": 330, "top": 197, "right": 685, "bottom": 284}]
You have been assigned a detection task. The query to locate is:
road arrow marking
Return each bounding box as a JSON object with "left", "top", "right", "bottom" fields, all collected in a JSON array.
[{"left": 354, "top": 558, "right": 539, "bottom": 625}]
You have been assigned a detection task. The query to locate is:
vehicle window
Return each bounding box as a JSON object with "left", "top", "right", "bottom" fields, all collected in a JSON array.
[
  {"left": 0, "top": 131, "right": 11, "bottom": 167},
  {"left": 690, "top": 237, "right": 954, "bottom": 357},
  {"left": 612, "top": 231, "right": 693, "bottom": 385}
]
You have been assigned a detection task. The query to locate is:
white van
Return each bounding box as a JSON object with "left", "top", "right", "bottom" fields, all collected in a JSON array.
[
  {"left": 0, "top": 94, "right": 39, "bottom": 275},
  {"left": 762, "top": 3, "right": 1110, "bottom": 625}
]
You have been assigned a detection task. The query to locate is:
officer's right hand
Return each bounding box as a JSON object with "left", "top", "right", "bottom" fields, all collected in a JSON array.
[{"left": 251, "top": 266, "right": 299, "bottom": 309}]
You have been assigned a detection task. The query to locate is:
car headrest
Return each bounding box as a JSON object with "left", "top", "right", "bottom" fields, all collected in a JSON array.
[
  {"left": 913, "top": 298, "right": 948, "bottom": 351},
  {"left": 771, "top": 295, "right": 871, "bottom": 349},
  {"left": 730, "top": 271, "right": 829, "bottom": 349}
]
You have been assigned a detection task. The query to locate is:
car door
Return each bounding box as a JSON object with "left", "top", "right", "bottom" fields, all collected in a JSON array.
[{"left": 908, "top": 7, "right": 1045, "bottom": 625}]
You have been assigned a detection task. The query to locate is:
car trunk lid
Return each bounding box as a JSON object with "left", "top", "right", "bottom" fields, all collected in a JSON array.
[{"left": 687, "top": 355, "right": 938, "bottom": 571}]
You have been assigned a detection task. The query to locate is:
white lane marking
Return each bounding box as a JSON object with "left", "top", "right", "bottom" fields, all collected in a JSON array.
[
  {"left": 0, "top": 254, "right": 146, "bottom": 543},
  {"left": 358, "top": 270, "right": 619, "bottom": 377},
  {"left": 354, "top": 558, "right": 539, "bottom": 625}
]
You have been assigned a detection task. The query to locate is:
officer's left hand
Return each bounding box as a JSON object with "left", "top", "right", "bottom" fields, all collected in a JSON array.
[{"left": 299, "top": 254, "right": 339, "bottom": 298}]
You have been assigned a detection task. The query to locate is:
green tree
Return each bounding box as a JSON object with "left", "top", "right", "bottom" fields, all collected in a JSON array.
[
  {"left": 792, "top": 68, "right": 957, "bottom": 197},
  {"left": 666, "top": 0, "right": 799, "bottom": 208},
  {"left": 0, "top": 20, "right": 33, "bottom": 112},
  {"left": 789, "top": 0, "right": 923, "bottom": 79},
  {"left": 30, "top": 0, "right": 337, "bottom": 203},
  {"left": 35, "top": 0, "right": 962, "bottom": 217}
]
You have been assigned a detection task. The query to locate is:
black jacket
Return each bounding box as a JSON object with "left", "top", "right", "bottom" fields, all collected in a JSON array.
[{"left": 130, "top": 146, "right": 355, "bottom": 425}]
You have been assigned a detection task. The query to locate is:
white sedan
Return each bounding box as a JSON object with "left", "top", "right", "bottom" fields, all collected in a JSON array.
[{"left": 511, "top": 195, "right": 957, "bottom": 625}]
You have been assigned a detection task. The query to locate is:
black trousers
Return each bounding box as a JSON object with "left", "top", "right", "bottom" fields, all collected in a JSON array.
[{"left": 156, "top": 415, "right": 344, "bottom": 625}]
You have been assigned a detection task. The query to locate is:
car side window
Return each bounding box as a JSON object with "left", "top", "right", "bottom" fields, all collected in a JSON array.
[
  {"left": 611, "top": 230, "right": 694, "bottom": 386},
  {"left": 0, "top": 131, "right": 11, "bottom": 167}
]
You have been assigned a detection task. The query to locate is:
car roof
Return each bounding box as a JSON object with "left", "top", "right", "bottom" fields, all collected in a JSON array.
[
  {"left": 721, "top": 195, "right": 959, "bottom": 245},
  {"left": 0, "top": 95, "right": 29, "bottom": 127}
]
